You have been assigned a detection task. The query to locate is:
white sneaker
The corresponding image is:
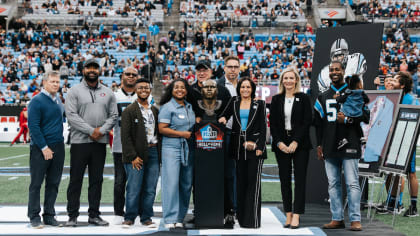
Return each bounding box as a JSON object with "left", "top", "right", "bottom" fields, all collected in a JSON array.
[
  {"left": 175, "top": 222, "right": 184, "bottom": 228},
  {"left": 165, "top": 223, "right": 175, "bottom": 229},
  {"left": 112, "top": 215, "right": 124, "bottom": 225}
]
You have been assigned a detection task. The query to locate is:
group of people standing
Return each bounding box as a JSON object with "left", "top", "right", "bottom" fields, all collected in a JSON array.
[{"left": 25, "top": 54, "right": 417, "bottom": 231}]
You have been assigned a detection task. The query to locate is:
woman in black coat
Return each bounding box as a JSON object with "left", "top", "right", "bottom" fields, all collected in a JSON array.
[
  {"left": 269, "top": 67, "right": 312, "bottom": 229},
  {"left": 219, "top": 77, "right": 267, "bottom": 228}
]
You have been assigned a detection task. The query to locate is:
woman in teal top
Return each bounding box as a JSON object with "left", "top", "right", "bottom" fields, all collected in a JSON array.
[
  {"left": 219, "top": 77, "right": 267, "bottom": 228},
  {"left": 240, "top": 109, "right": 249, "bottom": 130}
]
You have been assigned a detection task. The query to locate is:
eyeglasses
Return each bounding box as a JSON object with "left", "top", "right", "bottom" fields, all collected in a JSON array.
[
  {"left": 226, "top": 65, "right": 240, "bottom": 70},
  {"left": 202, "top": 86, "right": 216, "bottom": 89},
  {"left": 124, "top": 72, "right": 138, "bottom": 77}
]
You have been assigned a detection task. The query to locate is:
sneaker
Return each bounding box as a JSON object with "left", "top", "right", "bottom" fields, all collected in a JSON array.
[
  {"left": 403, "top": 205, "right": 419, "bottom": 217},
  {"left": 224, "top": 214, "right": 235, "bottom": 229},
  {"left": 164, "top": 223, "right": 175, "bottom": 229},
  {"left": 30, "top": 219, "right": 44, "bottom": 229},
  {"left": 337, "top": 138, "right": 348, "bottom": 150},
  {"left": 396, "top": 204, "right": 406, "bottom": 215},
  {"left": 175, "top": 222, "right": 184, "bottom": 228},
  {"left": 122, "top": 220, "right": 134, "bottom": 228},
  {"left": 112, "top": 215, "right": 124, "bottom": 225},
  {"left": 142, "top": 220, "right": 157, "bottom": 228},
  {"left": 376, "top": 206, "right": 392, "bottom": 215}
]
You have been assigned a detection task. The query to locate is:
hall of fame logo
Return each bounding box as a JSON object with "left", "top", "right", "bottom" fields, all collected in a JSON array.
[{"left": 195, "top": 123, "right": 224, "bottom": 150}]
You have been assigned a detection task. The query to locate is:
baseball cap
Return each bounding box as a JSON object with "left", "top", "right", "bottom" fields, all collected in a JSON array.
[
  {"left": 195, "top": 60, "right": 211, "bottom": 70},
  {"left": 84, "top": 58, "right": 100, "bottom": 69}
]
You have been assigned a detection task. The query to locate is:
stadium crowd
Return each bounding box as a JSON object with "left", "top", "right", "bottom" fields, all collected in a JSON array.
[
  {"left": 0, "top": 12, "right": 418, "bottom": 105},
  {"left": 351, "top": 0, "right": 419, "bottom": 27}
]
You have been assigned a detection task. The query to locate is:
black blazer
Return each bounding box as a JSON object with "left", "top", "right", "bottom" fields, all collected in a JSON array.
[
  {"left": 221, "top": 96, "right": 267, "bottom": 160},
  {"left": 269, "top": 92, "right": 313, "bottom": 152},
  {"left": 121, "top": 101, "right": 161, "bottom": 164}
]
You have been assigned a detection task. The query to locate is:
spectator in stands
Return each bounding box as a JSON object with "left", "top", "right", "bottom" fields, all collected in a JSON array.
[
  {"left": 27, "top": 71, "right": 65, "bottom": 229},
  {"left": 65, "top": 59, "right": 117, "bottom": 227}
]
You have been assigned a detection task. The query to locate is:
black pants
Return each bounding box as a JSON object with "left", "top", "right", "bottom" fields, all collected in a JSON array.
[
  {"left": 67, "top": 143, "right": 106, "bottom": 218},
  {"left": 224, "top": 130, "right": 236, "bottom": 216},
  {"left": 113, "top": 152, "right": 126, "bottom": 216},
  {"left": 28, "top": 143, "right": 65, "bottom": 221},
  {"left": 236, "top": 158, "right": 264, "bottom": 228},
  {"left": 275, "top": 137, "right": 309, "bottom": 214}
]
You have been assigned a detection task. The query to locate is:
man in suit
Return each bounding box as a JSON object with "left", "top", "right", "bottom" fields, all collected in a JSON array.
[
  {"left": 217, "top": 56, "right": 241, "bottom": 227},
  {"left": 120, "top": 79, "right": 160, "bottom": 227}
]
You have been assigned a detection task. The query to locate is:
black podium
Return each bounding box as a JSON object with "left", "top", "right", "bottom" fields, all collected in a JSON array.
[{"left": 194, "top": 121, "right": 225, "bottom": 228}]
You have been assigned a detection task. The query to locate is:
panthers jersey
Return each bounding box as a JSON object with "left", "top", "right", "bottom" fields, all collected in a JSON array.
[
  {"left": 314, "top": 83, "right": 368, "bottom": 159},
  {"left": 317, "top": 53, "right": 367, "bottom": 93}
]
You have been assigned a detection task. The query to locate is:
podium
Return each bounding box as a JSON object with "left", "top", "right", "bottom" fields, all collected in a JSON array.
[{"left": 194, "top": 121, "right": 225, "bottom": 228}]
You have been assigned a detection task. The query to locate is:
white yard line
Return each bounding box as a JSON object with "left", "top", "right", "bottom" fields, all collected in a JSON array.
[{"left": 0, "top": 154, "right": 27, "bottom": 161}]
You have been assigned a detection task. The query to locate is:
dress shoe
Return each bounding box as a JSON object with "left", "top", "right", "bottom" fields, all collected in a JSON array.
[
  {"left": 322, "top": 220, "right": 345, "bottom": 229},
  {"left": 30, "top": 219, "right": 44, "bottom": 229},
  {"left": 88, "top": 216, "right": 109, "bottom": 226},
  {"left": 43, "top": 217, "right": 61, "bottom": 227},
  {"left": 65, "top": 217, "right": 77, "bottom": 227},
  {"left": 350, "top": 221, "right": 362, "bottom": 231}
]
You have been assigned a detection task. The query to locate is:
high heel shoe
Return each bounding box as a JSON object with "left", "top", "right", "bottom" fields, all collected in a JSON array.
[
  {"left": 291, "top": 215, "right": 300, "bottom": 229},
  {"left": 284, "top": 224, "right": 290, "bottom": 228},
  {"left": 291, "top": 223, "right": 300, "bottom": 229}
]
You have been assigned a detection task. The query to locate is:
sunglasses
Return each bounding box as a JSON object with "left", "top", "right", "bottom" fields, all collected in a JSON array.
[{"left": 124, "top": 72, "right": 138, "bottom": 77}]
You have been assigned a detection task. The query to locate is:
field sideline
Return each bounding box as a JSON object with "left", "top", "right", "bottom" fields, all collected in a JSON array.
[{"left": 0, "top": 144, "right": 419, "bottom": 235}]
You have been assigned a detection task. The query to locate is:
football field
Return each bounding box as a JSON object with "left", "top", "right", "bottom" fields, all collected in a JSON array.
[{"left": 0, "top": 144, "right": 419, "bottom": 235}]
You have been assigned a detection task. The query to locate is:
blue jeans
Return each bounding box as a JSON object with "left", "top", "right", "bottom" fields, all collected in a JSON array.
[
  {"left": 161, "top": 143, "right": 194, "bottom": 224},
  {"left": 139, "top": 147, "right": 160, "bottom": 223},
  {"left": 325, "top": 157, "right": 361, "bottom": 222},
  {"left": 124, "top": 162, "right": 145, "bottom": 221}
]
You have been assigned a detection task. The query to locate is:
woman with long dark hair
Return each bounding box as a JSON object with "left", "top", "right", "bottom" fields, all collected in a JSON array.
[
  {"left": 219, "top": 77, "right": 267, "bottom": 228},
  {"left": 269, "top": 67, "right": 312, "bottom": 229},
  {"left": 158, "top": 79, "right": 195, "bottom": 229}
]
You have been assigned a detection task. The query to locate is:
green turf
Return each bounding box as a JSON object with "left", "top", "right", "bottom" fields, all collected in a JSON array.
[
  {"left": 1, "top": 144, "right": 419, "bottom": 236},
  {"left": 0, "top": 145, "right": 114, "bottom": 167}
]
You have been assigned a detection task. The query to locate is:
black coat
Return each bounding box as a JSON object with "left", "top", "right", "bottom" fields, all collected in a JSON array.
[
  {"left": 121, "top": 101, "right": 161, "bottom": 164},
  {"left": 269, "top": 92, "right": 313, "bottom": 152},
  {"left": 221, "top": 97, "right": 267, "bottom": 160}
]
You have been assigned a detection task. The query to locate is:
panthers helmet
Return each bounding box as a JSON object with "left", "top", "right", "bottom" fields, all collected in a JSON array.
[{"left": 330, "top": 38, "right": 349, "bottom": 64}]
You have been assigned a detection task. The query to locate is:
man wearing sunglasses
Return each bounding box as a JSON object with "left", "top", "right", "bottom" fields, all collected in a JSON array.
[{"left": 111, "top": 67, "right": 140, "bottom": 224}]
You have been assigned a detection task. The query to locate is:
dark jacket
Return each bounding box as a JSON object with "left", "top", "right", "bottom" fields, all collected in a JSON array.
[
  {"left": 314, "top": 86, "right": 370, "bottom": 159},
  {"left": 121, "top": 101, "right": 161, "bottom": 164},
  {"left": 221, "top": 96, "right": 267, "bottom": 160},
  {"left": 269, "top": 92, "right": 313, "bottom": 152}
]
